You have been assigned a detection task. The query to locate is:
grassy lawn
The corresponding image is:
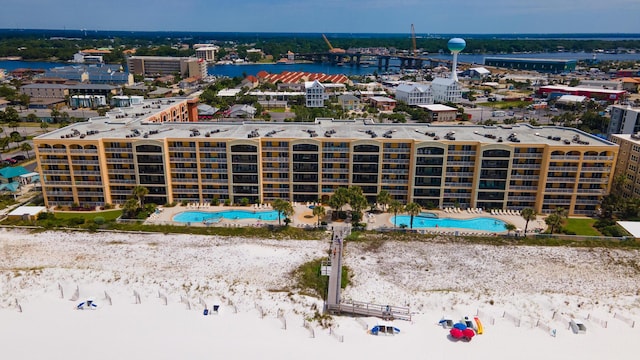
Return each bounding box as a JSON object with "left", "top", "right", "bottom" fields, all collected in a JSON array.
[
  {"left": 563, "top": 218, "right": 602, "bottom": 236},
  {"left": 477, "top": 100, "right": 531, "bottom": 110},
  {"left": 54, "top": 209, "right": 122, "bottom": 221}
]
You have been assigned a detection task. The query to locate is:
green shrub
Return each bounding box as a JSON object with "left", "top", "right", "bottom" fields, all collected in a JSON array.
[
  {"left": 211, "top": 198, "right": 220, "bottom": 206},
  {"left": 66, "top": 217, "right": 85, "bottom": 226},
  {"left": 93, "top": 216, "right": 105, "bottom": 225}
]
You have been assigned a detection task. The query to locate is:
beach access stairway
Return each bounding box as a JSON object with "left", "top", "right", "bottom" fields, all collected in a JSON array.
[{"left": 326, "top": 301, "right": 411, "bottom": 321}]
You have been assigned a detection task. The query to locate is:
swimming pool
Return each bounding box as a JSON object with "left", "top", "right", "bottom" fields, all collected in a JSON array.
[
  {"left": 390, "top": 215, "right": 507, "bottom": 232},
  {"left": 173, "top": 210, "right": 280, "bottom": 223}
]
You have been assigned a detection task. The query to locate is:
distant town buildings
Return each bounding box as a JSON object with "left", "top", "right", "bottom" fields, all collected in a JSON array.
[
  {"left": 484, "top": 57, "right": 577, "bottom": 73},
  {"left": 126, "top": 56, "right": 207, "bottom": 79},
  {"left": 537, "top": 85, "right": 626, "bottom": 103},
  {"left": 72, "top": 49, "right": 111, "bottom": 64},
  {"left": 41, "top": 64, "right": 133, "bottom": 86},
  {"left": 194, "top": 45, "right": 219, "bottom": 63}
]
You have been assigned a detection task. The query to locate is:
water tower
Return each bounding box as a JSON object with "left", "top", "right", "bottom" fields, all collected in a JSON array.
[{"left": 447, "top": 38, "right": 466, "bottom": 82}]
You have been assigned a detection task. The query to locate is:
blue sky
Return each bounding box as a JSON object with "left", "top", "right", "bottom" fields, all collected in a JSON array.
[{"left": 1, "top": 0, "right": 638, "bottom": 34}]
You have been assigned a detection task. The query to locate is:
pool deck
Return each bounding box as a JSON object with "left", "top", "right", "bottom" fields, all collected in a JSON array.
[{"left": 146, "top": 203, "right": 546, "bottom": 235}]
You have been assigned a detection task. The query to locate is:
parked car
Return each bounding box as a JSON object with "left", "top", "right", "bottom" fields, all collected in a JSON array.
[
  {"left": 11, "top": 155, "right": 26, "bottom": 162},
  {"left": 3, "top": 158, "right": 17, "bottom": 164}
]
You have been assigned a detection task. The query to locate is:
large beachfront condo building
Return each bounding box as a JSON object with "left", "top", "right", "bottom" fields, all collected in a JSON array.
[
  {"left": 126, "top": 56, "right": 207, "bottom": 79},
  {"left": 34, "top": 101, "right": 618, "bottom": 216},
  {"left": 610, "top": 134, "right": 640, "bottom": 198}
]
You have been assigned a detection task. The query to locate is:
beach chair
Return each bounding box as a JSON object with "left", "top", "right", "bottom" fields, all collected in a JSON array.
[{"left": 212, "top": 305, "right": 219, "bottom": 314}]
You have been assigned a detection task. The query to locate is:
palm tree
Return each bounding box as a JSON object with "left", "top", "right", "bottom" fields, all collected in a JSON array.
[
  {"left": 20, "top": 142, "right": 32, "bottom": 159},
  {"left": 545, "top": 214, "right": 563, "bottom": 234},
  {"left": 40, "top": 120, "right": 49, "bottom": 133},
  {"left": 122, "top": 198, "right": 140, "bottom": 219},
  {"left": 132, "top": 186, "right": 149, "bottom": 208},
  {"left": 520, "top": 208, "right": 537, "bottom": 235},
  {"left": 376, "top": 190, "right": 391, "bottom": 212},
  {"left": 505, "top": 223, "right": 517, "bottom": 236},
  {"left": 328, "top": 187, "right": 349, "bottom": 220},
  {"left": 272, "top": 198, "right": 294, "bottom": 226},
  {"left": 10, "top": 132, "right": 22, "bottom": 148},
  {"left": 312, "top": 205, "right": 326, "bottom": 227},
  {"left": 404, "top": 202, "right": 422, "bottom": 229},
  {"left": 388, "top": 200, "right": 404, "bottom": 228}
]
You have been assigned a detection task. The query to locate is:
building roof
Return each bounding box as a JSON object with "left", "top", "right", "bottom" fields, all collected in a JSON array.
[
  {"left": 0, "top": 182, "right": 20, "bottom": 192},
  {"left": 197, "top": 104, "right": 219, "bottom": 116},
  {"left": 396, "top": 83, "right": 430, "bottom": 93},
  {"left": 338, "top": 94, "right": 360, "bottom": 101},
  {"left": 305, "top": 80, "right": 324, "bottom": 89},
  {"left": 556, "top": 95, "right": 587, "bottom": 104},
  {"left": 21, "top": 83, "right": 68, "bottom": 90},
  {"left": 218, "top": 89, "right": 242, "bottom": 97},
  {"left": 0, "top": 166, "right": 29, "bottom": 179},
  {"left": 8, "top": 206, "right": 47, "bottom": 217},
  {"left": 470, "top": 67, "right": 490, "bottom": 74},
  {"left": 369, "top": 96, "right": 396, "bottom": 103},
  {"left": 431, "top": 77, "right": 457, "bottom": 86},
  {"left": 68, "top": 84, "right": 118, "bottom": 90},
  {"left": 418, "top": 104, "right": 458, "bottom": 112},
  {"left": 617, "top": 221, "right": 640, "bottom": 238},
  {"left": 540, "top": 85, "right": 626, "bottom": 95}
]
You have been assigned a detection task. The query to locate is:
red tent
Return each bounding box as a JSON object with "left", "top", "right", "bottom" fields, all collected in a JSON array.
[
  {"left": 462, "top": 328, "right": 476, "bottom": 340},
  {"left": 450, "top": 328, "right": 464, "bottom": 339}
]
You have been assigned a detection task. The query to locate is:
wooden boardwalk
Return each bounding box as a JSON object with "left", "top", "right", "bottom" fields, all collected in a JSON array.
[{"left": 325, "top": 226, "right": 411, "bottom": 322}]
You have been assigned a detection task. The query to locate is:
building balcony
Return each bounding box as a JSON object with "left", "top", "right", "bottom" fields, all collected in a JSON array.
[
  {"left": 106, "top": 158, "right": 134, "bottom": 164},
  {"left": 550, "top": 155, "right": 580, "bottom": 161},
  {"left": 171, "top": 168, "right": 199, "bottom": 173},
  {"left": 44, "top": 180, "right": 73, "bottom": 185},
  {"left": 447, "top": 161, "right": 476, "bottom": 166},
  {"left": 172, "top": 189, "right": 200, "bottom": 194},
  {"left": 381, "top": 169, "right": 407, "bottom": 175},
  {"left": 168, "top": 146, "right": 196, "bottom": 152},
  {"left": 383, "top": 148, "right": 411, "bottom": 153},
  {"left": 199, "top": 147, "right": 227, "bottom": 153},
  {"left": 543, "top": 199, "right": 572, "bottom": 205},
  {"left": 445, "top": 182, "right": 473, "bottom": 188},
  {"left": 38, "top": 148, "right": 68, "bottom": 154},
  {"left": 511, "top": 163, "right": 541, "bottom": 170},
  {"left": 382, "top": 159, "right": 410, "bottom": 164},
  {"left": 69, "top": 149, "right": 98, "bottom": 154},
  {"left": 322, "top": 168, "right": 349, "bottom": 174},
  {"left": 544, "top": 188, "right": 574, "bottom": 194},
  {"left": 578, "top": 178, "right": 609, "bottom": 183},
  {"left": 445, "top": 172, "right": 474, "bottom": 177},
  {"left": 202, "top": 189, "right": 229, "bottom": 194},
  {"left": 262, "top": 146, "right": 289, "bottom": 151},
  {"left": 70, "top": 160, "right": 100, "bottom": 165},
  {"left": 322, "top": 147, "right": 350, "bottom": 153},
  {"left": 109, "top": 169, "right": 136, "bottom": 175},
  {"left": 545, "top": 177, "right": 577, "bottom": 183},
  {"left": 73, "top": 170, "right": 101, "bottom": 176},
  {"left": 202, "top": 179, "right": 229, "bottom": 184},
  {"left": 262, "top": 157, "right": 289, "bottom": 162},
  {"left": 447, "top": 150, "right": 476, "bottom": 156},
  {"left": 575, "top": 200, "right": 600, "bottom": 205},
  {"left": 201, "top": 168, "right": 229, "bottom": 174},
  {"left": 109, "top": 179, "right": 137, "bottom": 184},
  {"left": 77, "top": 191, "right": 105, "bottom": 197},
  {"left": 39, "top": 159, "right": 68, "bottom": 165},
  {"left": 104, "top": 148, "right": 133, "bottom": 153},
  {"left": 443, "top": 193, "right": 472, "bottom": 199},
  {"left": 321, "top": 178, "right": 349, "bottom": 184},
  {"left": 322, "top": 157, "right": 350, "bottom": 163},
  {"left": 577, "top": 188, "right": 606, "bottom": 194},
  {"left": 513, "top": 153, "right": 543, "bottom": 158},
  {"left": 581, "top": 167, "right": 611, "bottom": 173},
  {"left": 169, "top": 157, "right": 197, "bottom": 163},
  {"left": 46, "top": 191, "right": 74, "bottom": 196},
  {"left": 382, "top": 179, "right": 409, "bottom": 185},
  {"left": 200, "top": 158, "right": 228, "bottom": 163},
  {"left": 110, "top": 190, "right": 133, "bottom": 195},
  {"left": 508, "top": 186, "right": 538, "bottom": 191},
  {"left": 171, "top": 178, "right": 200, "bottom": 184},
  {"left": 548, "top": 166, "right": 579, "bottom": 172},
  {"left": 508, "top": 196, "right": 537, "bottom": 201},
  {"left": 510, "top": 175, "right": 540, "bottom": 180},
  {"left": 74, "top": 181, "right": 103, "bottom": 186},
  {"left": 583, "top": 156, "right": 614, "bottom": 161},
  {"left": 263, "top": 178, "right": 290, "bottom": 183}
]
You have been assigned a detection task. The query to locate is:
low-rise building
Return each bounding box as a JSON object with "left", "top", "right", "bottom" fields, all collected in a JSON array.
[
  {"left": 607, "top": 105, "right": 640, "bottom": 136},
  {"left": 418, "top": 104, "right": 458, "bottom": 122},
  {"left": 20, "top": 84, "right": 69, "bottom": 99},
  {"left": 69, "top": 95, "right": 107, "bottom": 108},
  {"left": 305, "top": 80, "right": 325, "bottom": 108},
  {"left": 337, "top": 94, "right": 362, "bottom": 111},
  {"left": 395, "top": 84, "right": 433, "bottom": 106},
  {"left": 431, "top": 78, "right": 462, "bottom": 103},
  {"left": 126, "top": 56, "right": 207, "bottom": 79},
  {"left": 369, "top": 96, "right": 396, "bottom": 111}
]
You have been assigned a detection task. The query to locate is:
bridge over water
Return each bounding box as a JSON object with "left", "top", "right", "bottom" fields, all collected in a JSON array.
[{"left": 295, "top": 52, "right": 454, "bottom": 70}]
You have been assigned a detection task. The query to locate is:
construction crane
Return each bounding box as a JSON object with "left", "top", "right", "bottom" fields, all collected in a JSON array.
[
  {"left": 411, "top": 24, "right": 418, "bottom": 57},
  {"left": 322, "top": 34, "right": 346, "bottom": 54}
]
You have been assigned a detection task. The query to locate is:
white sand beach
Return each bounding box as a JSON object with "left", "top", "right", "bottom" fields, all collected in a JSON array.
[{"left": 1, "top": 228, "right": 639, "bottom": 359}]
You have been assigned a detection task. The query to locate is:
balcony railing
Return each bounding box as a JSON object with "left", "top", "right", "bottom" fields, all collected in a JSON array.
[
  {"left": 74, "top": 181, "right": 103, "bottom": 186},
  {"left": 73, "top": 170, "right": 101, "bottom": 176},
  {"left": 544, "top": 188, "right": 574, "bottom": 194},
  {"left": 201, "top": 168, "right": 229, "bottom": 174},
  {"left": 171, "top": 168, "right": 199, "bottom": 173},
  {"left": 168, "top": 146, "right": 196, "bottom": 152},
  {"left": 44, "top": 180, "right": 73, "bottom": 185},
  {"left": 262, "top": 178, "right": 290, "bottom": 183},
  {"left": 262, "top": 146, "right": 289, "bottom": 151},
  {"left": 445, "top": 182, "right": 473, "bottom": 188},
  {"left": 38, "top": 148, "right": 67, "bottom": 154},
  {"left": 511, "top": 163, "right": 541, "bottom": 169},
  {"left": 510, "top": 175, "right": 540, "bottom": 180},
  {"left": 171, "top": 178, "right": 200, "bottom": 184},
  {"left": 104, "top": 148, "right": 133, "bottom": 153},
  {"left": 200, "top": 158, "right": 228, "bottom": 163},
  {"left": 106, "top": 158, "right": 134, "bottom": 164},
  {"left": 581, "top": 167, "right": 611, "bottom": 173},
  {"left": 262, "top": 157, "right": 289, "bottom": 162},
  {"left": 583, "top": 156, "right": 614, "bottom": 161},
  {"left": 322, "top": 157, "right": 349, "bottom": 163},
  {"left": 578, "top": 178, "right": 608, "bottom": 183},
  {"left": 548, "top": 166, "right": 579, "bottom": 171},
  {"left": 545, "top": 177, "right": 577, "bottom": 183},
  {"left": 513, "top": 153, "right": 543, "bottom": 158},
  {"left": 445, "top": 172, "right": 474, "bottom": 177},
  {"left": 69, "top": 149, "right": 98, "bottom": 154},
  {"left": 40, "top": 159, "right": 68, "bottom": 164},
  {"left": 550, "top": 155, "right": 580, "bottom": 160},
  {"left": 508, "top": 186, "right": 538, "bottom": 191},
  {"left": 109, "top": 179, "right": 137, "bottom": 184}
]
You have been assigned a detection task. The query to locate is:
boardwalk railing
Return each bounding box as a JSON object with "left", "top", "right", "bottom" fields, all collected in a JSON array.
[{"left": 327, "top": 300, "right": 411, "bottom": 321}]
